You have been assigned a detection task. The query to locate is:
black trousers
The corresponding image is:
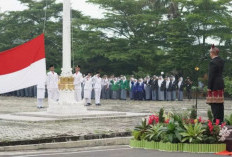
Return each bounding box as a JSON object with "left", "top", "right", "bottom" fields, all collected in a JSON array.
[
  {"left": 186, "top": 89, "right": 192, "bottom": 100},
  {"left": 137, "top": 91, "right": 144, "bottom": 100},
  {"left": 210, "top": 103, "right": 224, "bottom": 123}
]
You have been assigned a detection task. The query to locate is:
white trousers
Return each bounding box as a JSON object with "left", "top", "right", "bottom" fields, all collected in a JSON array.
[
  {"left": 37, "top": 98, "right": 43, "bottom": 107},
  {"left": 84, "top": 89, "right": 92, "bottom": 104},
  {"left": 48, "top": 88, "right": 59, "bottom": 101},
  {"left": 94, "top": 88, "right": 101, "bottom": 104},
  {"left": 85, "top": 98, "right": 91, "bottom": 104},
  {"left": 75, "top": 88, "right": 82, "bottom": 102}
]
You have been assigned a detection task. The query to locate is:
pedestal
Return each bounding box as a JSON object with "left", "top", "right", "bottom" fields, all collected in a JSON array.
[
  {"left": 47, "top": 76, "right": 87, "bottom": 115},
  {"left": 47, "top": 91, "right": 87, "bottom": 115}
]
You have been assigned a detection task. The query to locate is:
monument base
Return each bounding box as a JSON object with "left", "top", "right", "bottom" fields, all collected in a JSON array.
[{"left": 47, "top": 90, "right": 87, "bottom": 115}]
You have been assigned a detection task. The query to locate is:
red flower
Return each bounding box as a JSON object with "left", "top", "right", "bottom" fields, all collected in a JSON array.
[
  {"left": 154, "top": 117, "right": 159, "bottom": 124},
  {"left": 148, "top": 115, "right": 154, "bottom": 125},
  {"left": 208, "top": 120, "right": 214, "bottom": 133},
  {"left": 190, "top": 119, "right": 194, "bottom": 124},
  {"left": 148, "top": 115, "right": 159, "bottom": 125},
  {"left": 216, "top": 119, "right": 220, "bottom": 125},
  {"left": 164, "top": 119, "right": 169, "bottom": 124},
  {"left": 198, "top": 116, "right": 202, "bottom": 123},
  {"left": 221, "top": 122, "right": 226, "bottom": 128}
]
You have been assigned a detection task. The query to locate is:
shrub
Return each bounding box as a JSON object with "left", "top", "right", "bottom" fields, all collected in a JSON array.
[
  {"left": 190, "top": 106, "right": 197, "bottom": 119},
  {"left": 133, "top": 119, "right": 151, "bottom": 140},
  {"left": 224, "top": 77, "right": 232, "bottom": 96},
  {"left": 225, "top": 113, "right": 232, "bottom": 125},
  {"left": 181, "top": 123, "right": 205, "bottom": 143},
  {"left": 145, "top": 124, "right": 163, "bottom": 142},
  {"left": 132, "top": 108, "right": 227, "bottom": 144},
  {"left": 159, "top": 108, "right": 165, "bottom": 123},
  {"left": 159, "top": 119, "right": 184, "bottom": 143},
  {"left": 207, "top": 110, "right": 213, "bottom": 122}
]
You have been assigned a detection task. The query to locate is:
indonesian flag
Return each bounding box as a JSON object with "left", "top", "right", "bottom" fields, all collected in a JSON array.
[{"left": 0, "top": 34, "right": 46, "bottom": 94}]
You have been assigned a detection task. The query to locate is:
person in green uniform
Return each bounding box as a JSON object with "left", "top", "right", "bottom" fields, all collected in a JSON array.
[{"left": 120, "top": 76, "right": 129, "bottom": 100}]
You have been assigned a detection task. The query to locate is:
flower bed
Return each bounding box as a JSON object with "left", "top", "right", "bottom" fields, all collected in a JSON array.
[
  {"left": 130, "top": 139, "right": 226, "bottom": 153},
  {"left": 130, "top": 108, "right": 230, "bottom": 153}
]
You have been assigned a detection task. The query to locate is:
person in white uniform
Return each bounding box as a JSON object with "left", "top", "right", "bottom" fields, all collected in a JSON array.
[
  {"left": 73, "top": 65, "right": 83, "bottom": 102},
  {"left": 83, "top": 73, "right": 93, "bottom": 106},
  {"left": 93, "top": 72, "right": 102, "bottom": 106},
  {"left": 46, "top": 65, "right": 59, "bottom": 101},
  {"left": 37, "top": 81, "right": 45, "bottom": 108}
]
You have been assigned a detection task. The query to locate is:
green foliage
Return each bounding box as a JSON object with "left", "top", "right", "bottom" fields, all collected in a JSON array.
[
  {"left": 133, "top": 119, "right": 151, "bottom": 140},
  {"left": 190, "top": 106, "right": 197, "bottom": 120},
  {"left": 224, "top": 77, "right": 232, "bottom": 96},
  {"left": 132, "top": 108, "right": 226, "bottom": 144},
  {"left": 181, "top": 123, "right": 205, "bottom": 143},
  {"left": 159, "top": 108, "right": 165, "bottom": 123},
  {"left": 145, "top": 124, "right": 163, "bottom": 142},
  {"left": 159, "top": 119, "right": 184, "bottom": 143},
  {"left": 171, "top": 112, "right": 188, "bottom": 128},
  {"left": 225, "top": 113, "right": 232, "bottom": 125},
  {"left": 207, "top": 110, "right": 213, "bottom": 122}
]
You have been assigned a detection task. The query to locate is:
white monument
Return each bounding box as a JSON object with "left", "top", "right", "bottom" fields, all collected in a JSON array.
[
  {"left": 47, "top": 0, "right": 86, "bottom": 114},
  {"left": 61, "top": 0, "right": 72, "bottom": 77}
]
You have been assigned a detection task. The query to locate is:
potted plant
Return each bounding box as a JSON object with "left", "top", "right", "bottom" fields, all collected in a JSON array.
[{"left": 130, "top": 109, "right": 227, "bottom": 153}]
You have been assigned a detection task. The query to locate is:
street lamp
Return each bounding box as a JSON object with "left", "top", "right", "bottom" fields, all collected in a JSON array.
[
  {"left": 195, "top": 67, "right": 199, "bottom": 71},
  {"left": 194, "top": 66, "right": 200, "bottom": 115}
]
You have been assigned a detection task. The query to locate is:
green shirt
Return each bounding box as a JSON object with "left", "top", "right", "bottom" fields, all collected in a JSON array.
[
  {"left": 110, "top": 80, "right": 120, "bottom": 91},
  {"left": 120, "top": 80, "right": 129, "bottom": 90}
]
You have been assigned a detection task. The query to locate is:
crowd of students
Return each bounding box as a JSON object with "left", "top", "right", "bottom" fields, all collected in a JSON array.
[
  {"left": 99, "top": 75, "right": 193, "bottom": 101},
  {"left": 1, "top": 65, "right": 193, "bottom": 108}
]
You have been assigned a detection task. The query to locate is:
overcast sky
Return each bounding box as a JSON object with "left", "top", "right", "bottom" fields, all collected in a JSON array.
[{"left": 0, "top": 0, "right": 105, "bottom": 18}]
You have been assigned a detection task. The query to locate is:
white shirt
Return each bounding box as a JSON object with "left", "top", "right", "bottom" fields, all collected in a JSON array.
[
  {"left": 158, "top": 79, "right": 163, "bottom": 87},
  {"left": 37, "top": 81, "right": 45, "bottom": 89},
  {"left": 102, "top": 78, "right": 109, "bottom": 87},
  {"left": 84, "top": 77, "right": 93, "bottom": 90},
  {"left": 178, "top": 81, "right": 182, "bottom": 88},
  {"left": 129, "top": 81, "right": 133, "bottom": 88},
  {"left": 166, "top": 80, "right": 170, "bottom": 89},
  {"left": 93, "top": 76, "right": 102, "bottom": 89},
  {"left": 73, "top": 72, "right": 83, "bottom": 90},
  {"left": 46, "top": 71, "right": 58, "bottom": 89}
]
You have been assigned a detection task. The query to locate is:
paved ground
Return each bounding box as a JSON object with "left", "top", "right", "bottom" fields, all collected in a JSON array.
[
  {"left": 0, "top": 96, "right": 231, "bottom": 142},
  {"left": 0, "top": 146, "right": 222, "bottom": 157},
  {"left": 1, "top": 96, "right": 232, "bottom": 114}
]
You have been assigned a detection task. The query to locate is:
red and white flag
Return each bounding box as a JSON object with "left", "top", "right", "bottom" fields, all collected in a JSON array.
[{"left": 0, "top": 34, "right": 46, "bottom": 94}]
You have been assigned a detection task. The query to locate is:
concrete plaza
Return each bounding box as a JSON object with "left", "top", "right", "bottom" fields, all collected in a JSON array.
[{"left": 0, "top": 96, "right": 231, "bottom": 143}]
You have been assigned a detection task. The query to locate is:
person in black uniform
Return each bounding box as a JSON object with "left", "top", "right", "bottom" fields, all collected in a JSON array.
[
  {"left": 170, "top": 76, "right": 177, "bottom": 101},
  {"left": 185, "top": 77, "right": 193, "bottom": 101},
  {"left": 206, "top": 44, "right": 225, "bottom": 123},
  {"left": 151, "top": 75, "right": 158, "bottom": 101}
]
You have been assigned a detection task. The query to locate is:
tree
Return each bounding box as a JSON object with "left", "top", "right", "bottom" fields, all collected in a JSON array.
[{"left": 0, "top": 0, "right": 232, "bottom": 78}]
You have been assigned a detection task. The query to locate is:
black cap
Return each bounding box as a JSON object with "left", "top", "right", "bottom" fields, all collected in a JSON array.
[
  {"left": 49, "top": 65, "right": 54, "bottom": 68},
  {"left": 76, "top": 65, "right": 81, "bottom": 68}
]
